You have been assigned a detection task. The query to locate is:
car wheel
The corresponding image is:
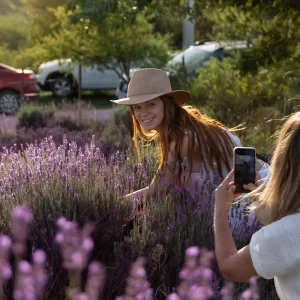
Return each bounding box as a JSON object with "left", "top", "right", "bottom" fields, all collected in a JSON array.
[
  {"left": 0, "top": 91, "right": 20, "bottom": 115},
  {"left": 51, "top": 76, "right": 73, "bottom": 97}
]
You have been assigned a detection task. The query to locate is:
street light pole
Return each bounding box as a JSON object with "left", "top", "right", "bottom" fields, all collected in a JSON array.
[
  {"left": 182, "top": 0, "right": 195, "bottom": 49},
  {"left": 78, "top": 64, "right": 82, "bottom": 101}
]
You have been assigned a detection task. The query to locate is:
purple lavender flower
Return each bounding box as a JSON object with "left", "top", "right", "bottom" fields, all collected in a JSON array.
[
  {"left": 240, "top": 277, "right": 260, "bottom": 300},
  {"left": 32, "top": 250, "right": 48, "bottom": 297},
  {"left": 116, "top": 257, "right": 153, "bottom": 300},
  {"left": 11, "top": 204, "right": 33, "bottom": 258},
  {"left": 174, "top": 247, "right": 215, "bottom": 300},
  {"left": 220, "top": 282, "right": 234, "bottom": 300},
  {"left": 14, "top": 260, "right": 35, "bottom": 300},
  {"left": 73, "top": 293, "right": 89, "bottom": 300},
  {"left": 167, "top": 293, "right": 181, "bottom": 300},
  {"left": 0, "top": 236, "right": 13, "bottom": 293},
  {"left": 85, "top": 261, "right": 106, "bottom": 300}
]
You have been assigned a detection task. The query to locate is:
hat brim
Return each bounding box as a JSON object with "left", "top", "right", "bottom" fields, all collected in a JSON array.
[{"left": 111, "top": 90, "right": 190, "bottom": 106}]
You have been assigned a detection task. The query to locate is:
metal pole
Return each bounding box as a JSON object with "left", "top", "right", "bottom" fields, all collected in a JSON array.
[
  {"left": 20, "top": 69, "right": 24, "bottom": 103},
  {"left": 182, "top": 56, "right": 187, "bottom": 91},
  {"left": 182, "top": 0, "right": 195, "bottom": 49},
  {"left": 78, "top": 64, "right": 82, "bottom": 101}
]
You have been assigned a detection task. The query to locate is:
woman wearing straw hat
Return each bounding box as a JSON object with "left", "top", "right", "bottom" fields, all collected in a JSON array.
[
  {"left": 111, "top": 68, "right": 243, "bottom": 204},
  {"left": 112, "top": 68, "right": 268, "bottom": 296}
]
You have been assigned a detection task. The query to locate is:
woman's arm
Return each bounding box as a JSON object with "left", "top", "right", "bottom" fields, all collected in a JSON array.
[
  {"left": 125, "top": 140, "right": 179, "bottom": 201},
  {"left": 214, "top": 171, "right": 259, "bottom": 282},
  {"left": 124, "top": 187, "right": 149, "bottom": 202}
]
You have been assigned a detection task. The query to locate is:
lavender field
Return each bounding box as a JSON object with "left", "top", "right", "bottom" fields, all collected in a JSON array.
[{"left": 0, "top": 133, "right": 278, "bottom": 299}]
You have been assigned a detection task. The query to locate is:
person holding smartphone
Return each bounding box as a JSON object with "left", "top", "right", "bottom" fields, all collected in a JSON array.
[{"left": 214, "top": 111, "right": 300, "bottom": 299}]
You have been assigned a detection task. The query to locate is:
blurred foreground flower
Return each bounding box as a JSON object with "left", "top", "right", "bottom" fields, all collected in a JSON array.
[
  {"left": 0, "top": 202, "right": 262, "bottom": 299},
  {"left": 170, "top": 246, "right": 215, "bottom": 300},
  {"left": 11, "top": 204, "right": 33, "bottom": 259},
  {"left": 116, "top": 257, "right": 153, "bottom": 300},
  {"left": 14, "top": 249, "right": 47, "bottom": 299},
  {"left": 239, "top": 277, "right": 259, "bottom": 300},
  {"left": 56, "top": 217, "right": 106, "bottom": 299},
  {"left": 0, "top": 235, "right": 12, "bottom": 297}
]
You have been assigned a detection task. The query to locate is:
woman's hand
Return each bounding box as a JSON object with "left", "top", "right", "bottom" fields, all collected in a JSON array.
[
  {"left": 214, "top": 170, "right": 236, "bottom": 214},
  {"left": 243, "top": 176, "right": 266, "bottom": 202}
]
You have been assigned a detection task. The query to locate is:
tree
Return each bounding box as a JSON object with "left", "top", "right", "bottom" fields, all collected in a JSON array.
[
  {"left": 69, "top": 0, "right": 190, "bottom": 48},
  {"left": 188, "top": 0, "right": 300, "bottom": 152},
  {"left": 67, "top": 0, "right": 188, "bottom": 24},
  {"left": 193, "top": 0, "right": 300, "bottom": 70},
  {"left": 0, "top": 0, "right": 22, "bottom": 15},
  {"left": 0, "top": 14, "right": 30, "bottom": 50},
  {"left": 22, "top": 0, "right": 70, "bottom": 41},
  {"left": 37, "top": 3, "right": 172, "bottom": 81},
  {"left": 0, "top": 0, "right": 30, "bottom": 51}
]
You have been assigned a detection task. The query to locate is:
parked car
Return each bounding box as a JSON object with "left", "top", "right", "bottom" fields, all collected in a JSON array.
[
  {"left": 115, "top": 40, "right": 251, "bottom": 99},
  {"left": 0, "top": 64, "right": 40, "bottom": 114},
  {"left": 36, "top": 59, "right": 121, "bottom": 97}
]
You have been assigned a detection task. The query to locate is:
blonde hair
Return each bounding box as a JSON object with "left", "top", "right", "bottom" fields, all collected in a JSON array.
[
  {"left": 131, "top": 96, "right": 238, "bottom": 178},
  {"left": 255, "top": 111, "right": 300, "bottom": 224}
]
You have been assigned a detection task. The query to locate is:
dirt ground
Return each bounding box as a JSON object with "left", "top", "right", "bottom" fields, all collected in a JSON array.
[{"left": 0, "top": 114, "right": 16, "bottom": 134}]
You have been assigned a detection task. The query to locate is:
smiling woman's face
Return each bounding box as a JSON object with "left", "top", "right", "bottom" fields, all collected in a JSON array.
[{"left": 132, "top": 97, "right": 164, "bottom": 131}]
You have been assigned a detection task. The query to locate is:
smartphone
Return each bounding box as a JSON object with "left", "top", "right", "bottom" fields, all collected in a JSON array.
[{"left": 234, "top": 147, "right": 256, "bottom": 193}]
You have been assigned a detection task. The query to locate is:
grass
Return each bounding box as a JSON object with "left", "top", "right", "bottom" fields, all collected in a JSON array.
[{"left": 38, "top": 90, "right": 114, "bottom": 109}]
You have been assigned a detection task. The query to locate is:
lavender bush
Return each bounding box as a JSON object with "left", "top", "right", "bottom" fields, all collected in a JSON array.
[
  {"left": 0, "top": 203, "right": 260, "bottom": 300},
  {"left": 0, "top": 101, "right": 132, "bottom": 157},
  {"left": 0, "top": 137, "right": 277, "bottom": 299}
]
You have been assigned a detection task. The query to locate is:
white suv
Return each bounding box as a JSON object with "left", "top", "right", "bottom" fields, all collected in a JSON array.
[
  {"left": 37, "top": 59, "right": 120, "bottom": 97},
  {"left": 115, "top": 40, "right": 251, "bottom": 99}
]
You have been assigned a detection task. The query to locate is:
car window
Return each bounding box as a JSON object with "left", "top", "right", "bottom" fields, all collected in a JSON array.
[
  {"left": 168, "top": 47, "right": 211, "bottom": 68},
  {"left": 212, "top": 48, "right": 226, "bottom": 59}
]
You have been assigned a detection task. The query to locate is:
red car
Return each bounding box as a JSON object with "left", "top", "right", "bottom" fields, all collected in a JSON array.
[{"left": 0, "top": 64, "right": 40, "bottom": 114}]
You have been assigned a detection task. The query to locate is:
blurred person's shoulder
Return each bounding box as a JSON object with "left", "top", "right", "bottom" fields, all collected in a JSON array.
[
  {"left": 226, "top": 130, "right": 242, "bottom": 147},
  {"left": 253, "top": 212, "right": 300, "bottom": 243}
]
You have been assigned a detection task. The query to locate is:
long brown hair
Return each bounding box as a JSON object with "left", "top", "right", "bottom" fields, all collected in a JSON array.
[
  {"left": 131, "top": 96, "right": 239, "bottom": 177},
  {"left": 255, "top": 111, "right": 300, "bottom": 224}
]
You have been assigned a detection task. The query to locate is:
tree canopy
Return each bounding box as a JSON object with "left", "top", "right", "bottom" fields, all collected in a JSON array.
[
  {"left": 194, "top": 0, "right": 300, "bottom": 69},
  {"left": 35, "top": 2, "right": 172, "bottom": 80}
]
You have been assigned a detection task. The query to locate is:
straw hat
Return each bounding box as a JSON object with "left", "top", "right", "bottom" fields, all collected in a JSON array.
[{"left": 111, "top": 68, "right": 190, "bottom": 105}]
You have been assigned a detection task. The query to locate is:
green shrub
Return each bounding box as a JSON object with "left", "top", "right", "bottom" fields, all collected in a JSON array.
[
  {"left": 113, "top": 104, "right": 133, "bottom": 136},
  {"left": 17, "top": 103, "right": 56, "bottom": 129},
  {"left": 189, "top": 57, "right": 300, "bottom": 152}
]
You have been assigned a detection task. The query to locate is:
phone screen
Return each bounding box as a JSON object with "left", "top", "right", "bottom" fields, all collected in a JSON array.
[{"left": 234, "top": 147, "right": 256, "bottom": 193}]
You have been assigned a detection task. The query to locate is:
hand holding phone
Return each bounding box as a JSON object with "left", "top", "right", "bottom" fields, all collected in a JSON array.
[{"left": 234, "top": 147, "right": 256, "bottom": 193}]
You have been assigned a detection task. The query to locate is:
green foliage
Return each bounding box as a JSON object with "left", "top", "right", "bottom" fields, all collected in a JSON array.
[
  {"left": 0, "top": 1, "right": 30, "bottom": 53},
  {"left": 190, "top": 58, "right": 257, "bottom": 126},
  {"left": 17, "top": 103, "right": 56, "bottom": 129},
  {"left": 0, "top": 0, "right": 59, "bottom": 68},
  {"left": 22, "top": 0, "right": 70, "bottom": 41},
  {"left": 69, "top": 0, "right": 189, "bottom": 24},
  {"left": 68, "top": 0, "right": 119, "bottom": 23},
  {"left": 187, "top": 0, "right": 300, "bottom": 153},
  {"left": 69, "top": 0, "right": 188, "bottom": 49},
  {"left": 193, "top": 0, "right": 300, "bottom": 68},
  {"left": 0, "top": 0, "right": 22, "bottom": 15},
  {"left": 113, "top": 104, "right": 133, "bottom": 136},
  {"left": 37, "top": 3, "right": 172, "bottom": 81},
  {"left": 0, "top": 13, "right": 30, "bottom": 50},
  {"left": 190, "top": 55, "right": 300, "bottom": 151},
  {"left": 0, "top": 46, "right": 15, "bottom": 66}
]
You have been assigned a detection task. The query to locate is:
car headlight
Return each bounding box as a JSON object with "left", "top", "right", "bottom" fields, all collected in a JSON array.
[{"left": 38, "top": 66, "right": 45, "bottom": 74}]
